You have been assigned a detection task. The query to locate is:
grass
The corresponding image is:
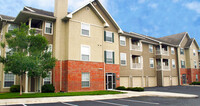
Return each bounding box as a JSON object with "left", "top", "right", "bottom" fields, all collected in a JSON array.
[{"left": 0, "top": 90, "right": 124, "bottom": 99}]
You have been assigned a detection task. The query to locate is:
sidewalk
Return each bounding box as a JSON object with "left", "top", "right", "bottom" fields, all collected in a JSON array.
[{"left": 0, "top": 90, "right": 198, "bottom": 105}]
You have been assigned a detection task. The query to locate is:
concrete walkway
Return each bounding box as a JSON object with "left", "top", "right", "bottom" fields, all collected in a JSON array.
[{"left": 0, "top": 90, "right": 198, "bottom": 105}]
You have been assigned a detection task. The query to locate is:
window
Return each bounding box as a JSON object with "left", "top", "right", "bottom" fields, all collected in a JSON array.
[
  {"left": 193, "top": 49, "right": 196, "bottom": 56},
  {"left": 81, "top": 45, "right": 90, "bottom": 61},
  {"left": 105, "top": 51, "right": 114, "bottom": 64},
  {"left": 5, "top": 46, "right": 12, "bottom": 57},
  {"left": 180, "top": 48, "right": 184, "bottom": 55},
  {"left": 8, "top": 24, "right": 18, "bottom": 33},
  {"left": 120, "top": 36, "right": 126, "bottom": 46},
  {"left": 181, "top": 60, "right": 185, "bottom": 68},
  {"left": 194, "top": 61, "right": 197, "bottom": 69},
  {"left": 120, "top": 53, "right": 126, "bottom": 65},
  {"left": 149, "top": 58, "right": 154, "bottom": 68},
  {"left": 171, "top": 47, "right": 175, "bottom": 54},
  {"left": 81, "top": 23, "right": 90, "bottom": 36},
  {"left": 104, "top": 31, "right": 114, "bottom": 43},
  {"left": 196, "top": 74, "right": 198, "bottom": 81},
  {"left": 4, "top": 73, "right": 14, "bottom": 87},
  {"left": 47, "top": 44, "right": 53, "bottom": 52},
  {"left": 172, "top": 59, "right": 176, "bottom": 68},
  {"left": 45, "top": 22, "right": 53, "bottom": 34},
  {"left": 149, "top": 45, "right": 153, "bottom": 53},
  {"left": 43, "top": 71, "right": 52, "bottom": 85},
  {"left": 82, "top": 73, "right": 90, "bottom": 87}
]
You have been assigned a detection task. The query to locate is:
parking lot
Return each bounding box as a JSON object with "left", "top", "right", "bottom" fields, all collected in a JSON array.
[{"left": 10, "top": 86, "right": 200, "bottom": 106}]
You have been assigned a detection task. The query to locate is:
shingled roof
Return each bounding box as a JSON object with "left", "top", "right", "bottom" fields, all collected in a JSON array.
[
  {"left": 184, "top": 38, "right": 194, "bottom": 48},
  {"left": 23, "top": 6, "right": 54, "bottom": 17},
  {"left": 0, "top": 14, "right": 15, "bottom": 21},
  {"left": 158, "top": 32, "right": 187, "bottom": 45}
]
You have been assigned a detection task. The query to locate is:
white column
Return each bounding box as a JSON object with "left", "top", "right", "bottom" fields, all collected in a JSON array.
[
  {"left": 24, "top": 72, "right": 28, "bottom": 93},
  {"left": 159, "top": 45, "right": 162, "bottom": 55}
]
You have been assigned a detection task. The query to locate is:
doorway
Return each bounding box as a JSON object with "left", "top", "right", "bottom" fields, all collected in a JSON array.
[
  {"left": 182, "top": 74, "right": 187, "bottom": 84},
  {"left": 106, "top": 73, "right": 116, "bottom": 90}
]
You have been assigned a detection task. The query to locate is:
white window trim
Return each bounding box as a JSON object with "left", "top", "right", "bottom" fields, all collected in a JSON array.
[
  {"left": 171, "top": 47, "right": 175, "bottom": 54},
  {"left": 180, "top": 48, "right": 184, "bottom": 55},
  {"left": 81, "top": 45, "right": 90, "bottom": 61},
  {"left": 181, "top": 60, "right": 186, "bottom": 68},
  {"left": 149, "top": 44, "right": 153, "bottom": 53},
  {"left": 44, "top": 21, "right": 53, "bottom": 35},
  {"left": 3, "top": 72, "right": 16, "bottom": 88},
  {"left": 81, "top": 72, "right": 90, "bottom": 88},
  {"left": 172, "top": 59, "right": 176, "bottom": 69},
  {"left": 120, "top": 36, "right": 126, "bottom": 46},
  {"left": 149, "top": 58, "right": 154, "bottom": 68},
  {"left": 105, "top": 31, "right": 114, "bottom": 43},
  {"left": 120, "top": 53, "right": 127, "bottom": 66},
  {"left": 193, "top": 49, "right": 196, "bottom": 56},
  {"left": 194, "top": 60, "right": 197, "bottom": 69},
  {"left": 43, "top": 71, "right": 52, "bottom": 85},
  {"left": 105, "top": 50, "right": 114, "bottom": 64},
  {"left": 81, "top": 22, "right": 90, "bottom": 37}
]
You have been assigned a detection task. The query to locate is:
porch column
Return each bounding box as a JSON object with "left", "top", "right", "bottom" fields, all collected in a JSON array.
[
  {"left": 159, "top": 44, "right": 162, "bottom": 55},
  {"left": 161, "top": 58, "right": 164, "bottom": 86},
  {"left": 29, "top": 18, "right": 32, "bottom": 29},
  {"left": 24, "top": 72, "right": 28, "bottom": 93}
]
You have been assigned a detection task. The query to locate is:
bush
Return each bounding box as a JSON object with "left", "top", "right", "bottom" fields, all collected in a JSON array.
[
  {"left": 42, "top": 84, "right": 55, "bottom": 93},
  {"left": 10, "top": 85, "right": 20, "bottom": 92},
  {"left": 127, "top": 87, "right": 144, "bottom": 91},
  {"left": 191, "top": 82, "right": 200, "bottom": 85},
  {"left": 116, "top": 86, "right": 126, "bottom": 90}
]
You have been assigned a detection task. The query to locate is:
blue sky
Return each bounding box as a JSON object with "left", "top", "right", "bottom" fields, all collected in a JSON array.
[{"left": 0, "top": 0, "right": 200, "bottom": 45}]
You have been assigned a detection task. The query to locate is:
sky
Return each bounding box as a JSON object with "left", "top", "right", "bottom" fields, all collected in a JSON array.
[{"left": 0, "top": 0, "right": 200, "bottom": 45}]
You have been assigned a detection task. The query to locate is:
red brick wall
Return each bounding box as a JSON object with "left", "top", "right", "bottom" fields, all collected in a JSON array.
[
  {"left": 53, "top": 60, "right": 120, "bottom": 92},
  {"left": 180, "top": 68, "right": 200, "bottom": 85}
]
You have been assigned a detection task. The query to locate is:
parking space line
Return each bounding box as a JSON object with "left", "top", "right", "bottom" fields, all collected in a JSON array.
[
  {"left": 22, "top": 104, "right": 27, "bottom": 106},
  {"left": 118, "top": 99, "right": 159, "bottom": 105},
  {"left": 61, "top": 102, "right": 79, "bottom": 106},
  {"left": 93, "top": 100, "right": 128, "bottom": 106}
]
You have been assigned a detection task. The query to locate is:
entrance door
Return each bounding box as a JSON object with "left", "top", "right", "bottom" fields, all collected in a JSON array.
[
  {"left": 31, "top": 77, "right": 35, "bottom": 92},
  {"left": 182, "top": 74, "right": 187, "bottom": 84},
  {"left": 106, "top": 73, "right": 116, "bottom": 90}
]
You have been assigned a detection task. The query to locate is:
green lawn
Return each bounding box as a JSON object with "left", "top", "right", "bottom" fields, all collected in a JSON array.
[{"left": 0, "top": 91, "right": 124, "bottom": 99}]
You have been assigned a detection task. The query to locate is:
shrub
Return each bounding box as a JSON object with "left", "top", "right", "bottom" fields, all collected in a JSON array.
[
  {"left": 126, "top": 87, "right": 144, "bottom": 92},
  {"left": 42, "top": 84, "right": 55, "bottom": 93},
  {"left": 10, "top": 85, "right": 20, "bottom": 92},
  {"left": 116, "top": 86, "right": 126, "bottom": 90},
  {"left": 191, "top": 82, "right": 200, "bottom": 85}
]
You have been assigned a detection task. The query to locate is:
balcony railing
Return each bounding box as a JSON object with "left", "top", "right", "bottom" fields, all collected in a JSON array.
[
  {"left": 132, "top": 63, "right": 142, "bottom": 69},
  {"left": 131, "top": 45, "right": 142, "bottom": 51},
  {"left": 157, "top": 65, "right": 170, "bottom": 70},
  {"left": 156, "top": 50, "right": 169, "bottom": 55},
  {"left": 30, "top": 28, "right": 43, "bottom": 35}
]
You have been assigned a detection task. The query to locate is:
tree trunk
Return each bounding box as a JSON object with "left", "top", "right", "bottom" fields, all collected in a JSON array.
[{"left": 20, "top": 75, "right": 23, "bottom": 95}]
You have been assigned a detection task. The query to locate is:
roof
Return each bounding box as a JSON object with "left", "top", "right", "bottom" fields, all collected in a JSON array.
[
  {"left": 0, "top": 14, "right": 15, "bottom": 21},
  {"left": 23, "top": 6, "right": 54, "bottom": 17},
  {"left": 158, "top": 32, "right": 187, "bottom": 45},
  {"left": 184, "top": 38, "right": 194, "bottom": 48}
]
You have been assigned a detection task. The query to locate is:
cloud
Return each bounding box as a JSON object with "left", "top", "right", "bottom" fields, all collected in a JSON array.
[
  {"left": 148, "top": 3, "right": 158, "bottom": 9},
  {"left": 185, "top": 1, "right": 200, "bottom": 13},
  {"left": 138, "top": 0, "right": 145, "bottom": 4}
]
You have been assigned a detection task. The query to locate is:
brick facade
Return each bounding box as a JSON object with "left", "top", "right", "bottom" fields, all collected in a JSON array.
[
  {"left": 53, "top": 60, "right": 120, "bottom": 92},
  {"left": 180, "top": 68, "right": 200, "bottom": 84}
]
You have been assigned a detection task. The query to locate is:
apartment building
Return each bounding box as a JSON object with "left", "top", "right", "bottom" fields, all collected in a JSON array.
[
  {"left": 119, "top": 32, "right": 179, "bottom": 87},
  {"left": 158, "top": 32, "right": 200, "bottom": 84},
  {"left": 0, "top": 0, "right": 199, "bottom": 93},
  {"left": 0, "top": 0, "right": 122, "bottom": 93}
]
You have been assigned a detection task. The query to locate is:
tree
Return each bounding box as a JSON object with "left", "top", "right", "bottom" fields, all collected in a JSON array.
[{"left": 0, "top": 23, "right": 56, "bottom": 95}]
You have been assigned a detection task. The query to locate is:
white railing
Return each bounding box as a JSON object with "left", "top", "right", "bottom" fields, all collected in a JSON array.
[
  {"left": 132, "top": 63, "right": 142, "bottom": 69},
  {"left": 131, "top": 45, "right": 142, "bottom": 51},
  {"left": 156, "top": 50, "right": 169, "bottom": 55},
  {"left": 157, "top": 65, "right": 170, "bottom": 70},
  {"left": 30, "top": 28, "right": 43, "bottom": 35}
]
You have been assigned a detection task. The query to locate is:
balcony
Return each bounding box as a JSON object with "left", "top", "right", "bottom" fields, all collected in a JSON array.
[
  {"left": 30, "top": 28, "right": 43, "bottom": 35},
  {"left": 132, "top": 63, "right": 142, "bottom": 69},
  {"left": 156, "top": 50, "right": 169, "bottom": 55},
  {"left": 131, "top": 45, "right": 142, "bottom": 51},
  {"left": 131, "top": 55, "right": 143, "bottom": 69},
  {"left": 156, "top": 65, "right": 170, "bottom": 70},
  {"left": 156, "top": 59, "right": 170, "bottom": 70}
]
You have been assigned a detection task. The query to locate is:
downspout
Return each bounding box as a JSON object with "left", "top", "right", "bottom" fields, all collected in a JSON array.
[{"left": 60, "top": 60, "right": 62, "bottom": 91}]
